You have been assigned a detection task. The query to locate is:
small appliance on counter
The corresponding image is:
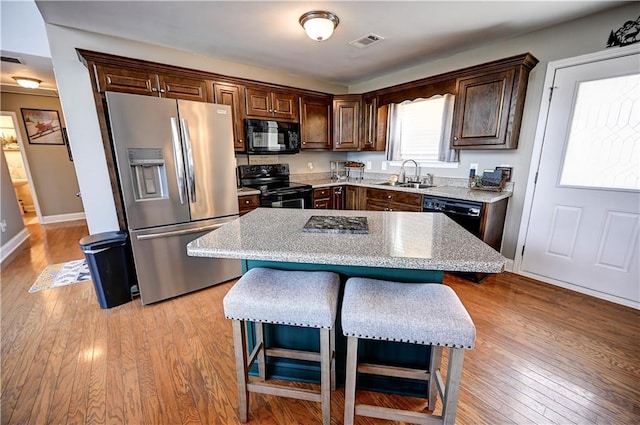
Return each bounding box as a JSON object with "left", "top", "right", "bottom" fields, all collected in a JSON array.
[{"left": 330, "top": 160, "right": 365, "bottom": 182}]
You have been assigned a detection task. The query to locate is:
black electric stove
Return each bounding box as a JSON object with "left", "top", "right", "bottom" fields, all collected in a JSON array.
[{"left": 238, "top": 164, "right": 313, "bottom": 208}]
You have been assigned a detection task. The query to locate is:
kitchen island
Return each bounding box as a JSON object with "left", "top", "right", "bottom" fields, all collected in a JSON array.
[{"left": 187, "top": 208, "right": 505, "bottom": 395}]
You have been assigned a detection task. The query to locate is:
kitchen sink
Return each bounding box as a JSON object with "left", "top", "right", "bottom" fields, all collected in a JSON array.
[{"left": 377, "top": 182, "right": 435, "bottom": 189}]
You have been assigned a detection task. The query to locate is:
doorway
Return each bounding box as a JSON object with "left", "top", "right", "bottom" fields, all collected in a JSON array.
[
  {"left": 1, "top": 111, "right": 42, "bottom": 225},
  {"left": 515, "top": 45, "right": 639, "bottom": 309}
]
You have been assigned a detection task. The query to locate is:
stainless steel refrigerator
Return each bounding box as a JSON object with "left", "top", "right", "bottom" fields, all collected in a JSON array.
[{"left": 106, "top": 92, "right": 241, "bottom": 305}]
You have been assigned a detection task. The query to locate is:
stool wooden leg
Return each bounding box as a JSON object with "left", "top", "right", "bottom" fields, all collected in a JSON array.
[
  {"left": 255, "top": 322, "right": 266, "bottom": 381},
  {"left": 442, "top": 348, "right": 466, "bottom": 425},
  {"left": 232, "top": 320, "right": 249, "bottom": 423},
  {"left": 320, "top": 328, "right": 331, "bottom": 425},
  {"left": 344, "top": 336, "right": 358, "bottom": 425},
  {"left": 428, "top": 345, "right": 443, "bottom": 410},
  {"left": 330, "top": 327, "right": 336, "bottom": 391}
]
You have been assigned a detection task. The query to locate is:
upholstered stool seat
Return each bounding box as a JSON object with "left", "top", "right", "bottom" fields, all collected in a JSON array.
[
  {"left": 223, "top": 267, "right": 340, "bottom": 425},
  {"left": 341, "top": 277, "right": 476, "bottom": 425}
]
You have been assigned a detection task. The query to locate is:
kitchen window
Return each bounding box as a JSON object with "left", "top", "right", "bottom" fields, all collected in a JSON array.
[{"left": 385, "top": 94, "right": 458, "bottom": 166}]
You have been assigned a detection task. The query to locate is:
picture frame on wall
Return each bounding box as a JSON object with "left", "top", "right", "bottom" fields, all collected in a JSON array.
[{"left": 20, "top": 108, "right": 64, "bottom": 145}]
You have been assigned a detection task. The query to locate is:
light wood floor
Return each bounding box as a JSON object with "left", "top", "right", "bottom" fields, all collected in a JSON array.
[{"left": 1, "top": 220, "right": 639, "bottom": 424}]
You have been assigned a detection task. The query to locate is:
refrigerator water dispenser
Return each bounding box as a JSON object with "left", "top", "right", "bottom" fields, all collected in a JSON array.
[{"left": 128, "top": 148, "right": 168, "bottom": 200}]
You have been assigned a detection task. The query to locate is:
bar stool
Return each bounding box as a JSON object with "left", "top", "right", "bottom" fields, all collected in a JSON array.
[
  {"left": 341, "top": 277, "right": 476, "bottom": 425},
  {"left": 223, "top": 267, "right": 340, "bottom": 425}
]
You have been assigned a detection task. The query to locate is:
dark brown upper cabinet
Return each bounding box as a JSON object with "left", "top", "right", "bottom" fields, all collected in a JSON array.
[
  {"left": 245, "top": 87, "right": 299, "bottom": 121},
  {"left": 361, "top": 95, "right": 387, "bottom": 152},
  {"left": 214, "top": 82, "right": 246, "bottom": 152},
  {"left": 451, "top": 54, "right": 538, "bottom": 149},
  {"left": 300, "top": 95, "right": 332, "bottom": 150},
  {"left": 333, "top": 95, "right": 362, "bottom": 151},
  {"left": 94, "top": 64, "right": 211, "bottom": 102}
]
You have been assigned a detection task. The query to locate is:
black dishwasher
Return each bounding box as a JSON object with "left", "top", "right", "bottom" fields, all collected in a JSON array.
[
  {"left": 423, "top": 196, "right": 487, "bottom": 283},
  {"left": 422, "top": 196, "right": 483, "bottom": 237}
]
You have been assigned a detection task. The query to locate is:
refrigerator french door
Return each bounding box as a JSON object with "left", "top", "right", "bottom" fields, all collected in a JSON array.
[{"left": 106, "top": 92, "right": 241, "bottom": 305}]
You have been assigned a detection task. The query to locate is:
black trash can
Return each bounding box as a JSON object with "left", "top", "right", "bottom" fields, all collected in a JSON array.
[{"left": 79, "top": 231, "right": 135, "bottom": 309}]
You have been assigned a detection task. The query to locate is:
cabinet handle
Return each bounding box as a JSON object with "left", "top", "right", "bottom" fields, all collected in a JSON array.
[
  {"left": 387, "top": 195, "right": 392, "bottom": 199},
  {"left": 454, "top": 136, "right": 459, "bottom": 141},
  {"left": 244, "top": 200, "right": 250, "bottom": 204}
]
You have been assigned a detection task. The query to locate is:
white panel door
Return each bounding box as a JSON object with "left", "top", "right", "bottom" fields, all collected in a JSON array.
[{"left": 521, "top": 50, "right": 640, "bottom": 307}]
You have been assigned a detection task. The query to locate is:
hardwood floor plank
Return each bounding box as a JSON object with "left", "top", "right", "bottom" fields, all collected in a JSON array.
[
  {"left": 1, "top": 221, "right": 639, "bottom": 425},
  {"left": 117, "top": 307, "right": 144, "bottom": 425}
]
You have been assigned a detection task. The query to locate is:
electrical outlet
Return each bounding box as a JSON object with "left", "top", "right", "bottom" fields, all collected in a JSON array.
[
  {"left": 381, "top": 162, "right": 387, "bottom": 171},
  {"left": 366, "top": 161, "right": 372, "bottom": 170},
  {"left": 307, "top": 162, "right": 314, "bottom": 170},
  {"left": 0, "top": 219, "right": 7, "bottom": 233}
]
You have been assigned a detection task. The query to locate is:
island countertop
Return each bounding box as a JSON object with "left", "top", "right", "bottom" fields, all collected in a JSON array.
[{"left": 187, "top": 208, "right": 506, "bottom": 273}]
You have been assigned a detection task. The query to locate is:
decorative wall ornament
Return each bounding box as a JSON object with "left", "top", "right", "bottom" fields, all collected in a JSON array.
[
  {"left": 606, "top": 16, "right": 640, "bottom": 47},
  {"left": 20, "top": 109, "right": 64, "bottom": 145}
]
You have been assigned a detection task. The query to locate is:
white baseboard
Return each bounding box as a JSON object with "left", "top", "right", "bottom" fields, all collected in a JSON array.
[
  {"left": 41, "top": 212, "right": 86, "bottom": 224},
  {"left": 1, "top": 228, "right": 30, "bottom": 264},
  {"left": 504, "top": 258, "right": 514, "bottom": 272}
]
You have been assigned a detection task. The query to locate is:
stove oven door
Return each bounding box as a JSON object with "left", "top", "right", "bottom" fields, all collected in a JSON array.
[{"left": 262, "top": 188, "right": 312, "bottom": 209}]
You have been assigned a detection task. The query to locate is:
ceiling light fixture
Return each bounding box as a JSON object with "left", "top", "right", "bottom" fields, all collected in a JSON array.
[
  {"left": 13, "top": 76, "right": 41, "bottom": 89},
  {"left": 299, "top": 11, "right": 339, "bottom": 42}
]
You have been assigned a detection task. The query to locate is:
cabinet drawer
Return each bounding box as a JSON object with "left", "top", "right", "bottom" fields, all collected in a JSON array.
[
  {"left": 314, "top": 199, "right": 332, "bottom": 209},
  {"left": 238, "top": 195, "right": 260, "bottom": 216},
  {"left": 365, "top": 188, "right": 422, "bottom": 206},
  {"left": 313, "top": 188, "right": 332, "bottom": 199}
]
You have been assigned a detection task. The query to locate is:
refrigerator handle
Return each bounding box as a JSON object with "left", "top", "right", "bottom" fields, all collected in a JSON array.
[
  {"left": 180, "top": 118, "right": 197, "bottom": 203},
  {"left": 170, "top": 117, "right": 187, "bottom": 205}
]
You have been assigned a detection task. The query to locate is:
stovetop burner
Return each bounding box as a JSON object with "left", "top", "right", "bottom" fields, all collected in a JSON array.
[{"left": 238, "top": 164, "right": 312, "bottom": 195}]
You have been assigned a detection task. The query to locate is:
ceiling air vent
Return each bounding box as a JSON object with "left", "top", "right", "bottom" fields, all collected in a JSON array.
[
  {"left": 349, "top": 33, "right": 384, "bottom": 49},
  {"left": 1, "top": 56, "right": 23, "bottom": 64}
]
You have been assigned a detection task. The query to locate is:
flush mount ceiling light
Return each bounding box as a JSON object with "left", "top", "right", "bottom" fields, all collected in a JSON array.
[
  {"left": 13, "top": 76, "right": 41, "bottom": 89},
  {"left": 299, "top": 11, "right": 339, "bottom": 41}
]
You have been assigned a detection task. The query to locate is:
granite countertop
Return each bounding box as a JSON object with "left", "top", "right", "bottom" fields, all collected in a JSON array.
[
  {"left": 295, "top": 178, "right": 512, "bottom": 203},
  {"left": 236, "top": 187, "right": 261, "bottom": 196},
  {"left": 187, "top": 208, "right": 506, "bottom": 273}
]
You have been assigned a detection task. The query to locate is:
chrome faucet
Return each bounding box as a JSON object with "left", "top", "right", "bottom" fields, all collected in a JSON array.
[{"left": 399, "top": 159, "right": 420, "bottom": 183}]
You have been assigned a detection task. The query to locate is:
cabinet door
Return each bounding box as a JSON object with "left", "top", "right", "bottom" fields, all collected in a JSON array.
[
  {"left": 333, "top": 98, "right": 361, "bottom": 151},
  {"left": 451, "top": 69, "right": 515, "bottom": 148},
  {"left": 332, "top": 186, "right": 344, "bottom": 210},
  {"left": 95, "top": 64, "right": 159, "bottom": 95},
  {"left": 272, "top": 92, "right": 299, "bottom": 121},
  {"left": 160, "top": 75, "right": 210, "bottom": 102},
  {"left": 245, "top": 87, "right": 273, "bottom": 118},
  {"left": 361, "top": 96, "right": 384, "bottom": 151},
  {"left": 215, "top": 82, "right": 246, "bottom": 151},
  {"left": 345, "top": 186, "right": 360, "bottom": 210},
  {"left": 300, "top": 96, "right": 331, "bottom": 150}
]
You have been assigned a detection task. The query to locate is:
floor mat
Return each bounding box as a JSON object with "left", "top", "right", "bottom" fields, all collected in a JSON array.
[{"left": 28, "top": 259, "right": 91, "bottom": 293}]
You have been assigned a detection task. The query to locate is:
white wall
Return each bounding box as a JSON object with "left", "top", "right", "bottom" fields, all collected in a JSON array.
[
  {"left": 0, "top": 0, "right": 50, "bottom": 57},
  {"left": 349, "top": 3, "right": 638, "bottom": 258},
  {"left": 44, "top": 25, "right": 346, "bottom": 234}
]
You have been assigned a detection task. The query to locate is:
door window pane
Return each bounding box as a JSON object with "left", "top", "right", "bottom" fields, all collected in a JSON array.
[{"left": 560, "top": 73, "right": 639, "bottom": 190}]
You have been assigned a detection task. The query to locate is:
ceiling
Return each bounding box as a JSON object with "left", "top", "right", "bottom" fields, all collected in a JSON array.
[{"left": 2, "top": 1, "right": 630, "bottom": 94}]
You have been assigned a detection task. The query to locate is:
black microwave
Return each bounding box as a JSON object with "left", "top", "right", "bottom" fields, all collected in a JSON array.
[{"left": 245, "top": 119, "right": 300, "bottom": 154}]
